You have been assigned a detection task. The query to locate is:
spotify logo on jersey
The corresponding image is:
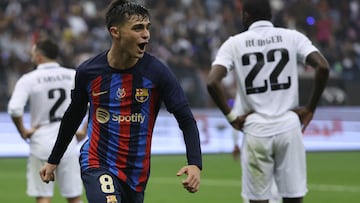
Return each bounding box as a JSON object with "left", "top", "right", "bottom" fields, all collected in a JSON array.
[
  {"left": 95, "top": 107, "right": 146, "bottom": 124},
  {"left": 96, "top": 107, "right": 110, "bottom": 124}
]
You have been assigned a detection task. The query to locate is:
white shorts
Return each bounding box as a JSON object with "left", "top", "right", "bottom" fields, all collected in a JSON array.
[
  {"left": 242, "top": 180, "right": 281, "bottom": 203},
  {"left": 241, "top": 126, "right": 307, "bottom": 200},
  {"left": 27, "top": 154, "right": 83, "bottom": 198}
]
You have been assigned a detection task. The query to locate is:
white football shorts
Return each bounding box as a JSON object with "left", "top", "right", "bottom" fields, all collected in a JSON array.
[
  {"left": 241, "top": 125, "right": 307, "bottom": 200},
  {"left": 27, "top": 154, "right": 83, "bottom": 198}
]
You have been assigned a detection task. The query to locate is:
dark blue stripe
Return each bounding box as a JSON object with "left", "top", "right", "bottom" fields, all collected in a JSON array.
[
  {"left": 128, "top": 76, "right": 153, "bottom": 186},
  {"left": 98, "top": 74, "right": 112, "bottom": 168},
  {"left": 105, "top": 74, "right": 122, "bottom": 173}
]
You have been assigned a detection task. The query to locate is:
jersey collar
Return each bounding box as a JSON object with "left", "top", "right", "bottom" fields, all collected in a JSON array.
[
  {"left": 248, "top": 20, "right": 274, "bottom": 30},
  {"left": 37, "top": 62, "right": 60, "bottom": 70}
]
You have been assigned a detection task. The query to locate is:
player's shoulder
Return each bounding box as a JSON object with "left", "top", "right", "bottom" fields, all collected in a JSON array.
[
  {"left": 15, "top": 69, "right": 37, "bottom": 84},
  {"left": 277, "top": 26, "right": 304, "bottom": 35},
  {"left": 142, "top": 52, "right": 167, "bottom": 68},
  {"left": 76, "top": 51, "right": 107, "bottom": 72},
  {"left": 269, "top": 25, "right": 309, "bottom": 40},
  {"left": 58, "top": 66, "right": 76, "bottom": 73},
  {"left": 236, "top": 23, "right": 302, "bottom": 36},
  {"left": 137, "top": 52, "right": 171, "bottom": 76},
  {"left": 138, "top": 52, "right": 175, "bottom": 81},
  {"left": 41, "top": 65, "right": 76, "bottom": 78}
]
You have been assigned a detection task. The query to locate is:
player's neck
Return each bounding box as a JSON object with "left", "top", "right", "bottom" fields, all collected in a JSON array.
[
  {"left": 38, "top": 58, "right": 56, "bottom": 65},
  {"left": 107, "top": 48, "right": 138, "bottom": 70}
]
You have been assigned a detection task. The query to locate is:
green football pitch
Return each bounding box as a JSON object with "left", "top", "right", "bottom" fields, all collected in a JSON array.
[{"left": 0, "top": 152, "right": 359, "bottom": 203}]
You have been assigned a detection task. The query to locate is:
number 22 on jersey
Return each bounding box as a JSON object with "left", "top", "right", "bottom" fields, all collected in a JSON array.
[{"left": 243, "top": 48, "right": 291, "bottom": 95}]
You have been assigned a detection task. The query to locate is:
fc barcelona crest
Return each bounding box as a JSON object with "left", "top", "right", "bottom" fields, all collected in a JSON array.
[
  {"left": 106, "top": 195, "right": 118, "bottom": 203},
  {"left": 135, "top": 88, "right": 149, "bottom": 103}
]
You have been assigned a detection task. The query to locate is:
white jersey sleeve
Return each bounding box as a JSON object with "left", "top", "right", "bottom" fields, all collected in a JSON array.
[
  {"left": 294, "top": 30, "right": 319, "bottom": 64},
  {"left": 212, "top": 37, "right": 235, "bottom": 70},
  {"left": 7, "top": 75, "right": 32, "bottom": 117}
]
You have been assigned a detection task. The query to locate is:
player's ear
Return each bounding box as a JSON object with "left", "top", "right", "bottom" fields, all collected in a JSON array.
[
  {"left": 109, "top": 26, "right": 120, "bottom": 38},
  {"left": 34, "top": 50, "right": 45, "bottom": 63}
]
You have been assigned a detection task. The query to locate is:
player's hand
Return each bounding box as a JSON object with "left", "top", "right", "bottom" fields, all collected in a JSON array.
[
  {"left": 75, "top": 122, "right": 88, "bottom": 142},
  {"left": 21, "top": 126, "right": 39, "bottom": 141},
  {"left": 230, "top": 112, "right": 253, "bottom": 131},
  {"left": 292, "top": 107, "right": 314, "bottom": 132},
  {"left": 176, "top": 165, "right": 201, "bottom": 193},
  {"left": 39, "top": 163, "right": 57, "bottom": 183},
  {"left": 232, "top": 145, "right": 240, "bottom": 161},
  {"left": 75, "top": 129, "right": 87, "bottom": 142}
]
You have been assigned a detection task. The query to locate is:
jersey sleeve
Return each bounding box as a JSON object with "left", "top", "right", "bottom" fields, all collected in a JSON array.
[
  {"left": 294, "top": 31, "right": 319, "bottom": 64},
  {"left": 7, "top": 75, "right": 31, "bottom": 117},
  {"left": 173, "top": 105, "right": 202, "bottom": 169},
  {"left": 211, "top": 36, "right": 234, "bottom": 72},
  {"left": 157, "top": 61, "right": 202, "bottom": 169},
  {"left": 158, "top": 63, "right": 189, "bottom": 113}
]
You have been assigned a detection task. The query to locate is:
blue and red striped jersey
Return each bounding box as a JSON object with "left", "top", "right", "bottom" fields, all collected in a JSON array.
[{"left": 47, "top": 51, "right": 202, "bottom": 192}]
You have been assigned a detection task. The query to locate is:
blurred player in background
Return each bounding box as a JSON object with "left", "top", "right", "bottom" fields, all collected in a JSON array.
[
  {"left": 39, "top": 1, "right": 202, "bottom": 203},
  {"left": 207, "top": 0, "right": 329, "bottom": 202},
  {"left": 7, "top": 39, "right": 84, "bottom": 203}
]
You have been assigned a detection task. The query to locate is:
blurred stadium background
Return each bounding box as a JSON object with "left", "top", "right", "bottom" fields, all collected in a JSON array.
[
  {"left": 0, "top": 0, "right": 360, "bottom": 109},
  {"left": 0, "top": 0, "right": 359, "bottom": 202}
]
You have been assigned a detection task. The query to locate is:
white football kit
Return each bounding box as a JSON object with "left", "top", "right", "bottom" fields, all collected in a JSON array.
[
  {"left": 8, "top": 62, "right": 83, "bottom": 198},
  {"left": 213, "top": 21, "right": 318, "bottom": 200}
]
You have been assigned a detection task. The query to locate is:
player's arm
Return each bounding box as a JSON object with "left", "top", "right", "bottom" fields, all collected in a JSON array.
[
  {"left": 159, "top": 61, "right": 202, "bottom": 170},
  {"left": 294, "top": 51, "right": 329, "bottom": 131},
  {"left": 75, "top": 103, "right": 90, "bottom": 142},
  {"left": 207, "top": 65, "right": 250, "bottom": 130},
  {"left": 173, "top": 105, "right": 202, "bottom": 193},
  {"left": 305, "top": 51, "right": 329, "bottom": 112},
  {"left": 41, "top": 67, "right": 88, "bottom": 184},
  {"left": 40, "top": 95, "right": 88, "bottom": 184},
  {"left": 10, "top": 116, "right": 37, "bottom": 141},
  {"left": 173, "top": 105, "right": 202, "bottom": 169},
  {"left": 8, "top": 77, "right": 36, "bottom": 140},
  {"left": 47, "top": 92, "right": 88, "bottom": 165},
  {"left": 207, "top": 65, "right": 231, "bottom": 116},
  {"left": 160, "top": 65, "right": 202, "bottom": 193},
  {"left": 47, "top": 67, "right": 89, "bottom": 164},
  {"left": 207, "top": 37, "right": 237, "bottom": 121}
]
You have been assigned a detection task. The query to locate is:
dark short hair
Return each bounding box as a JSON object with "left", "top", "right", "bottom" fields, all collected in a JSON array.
[
  {"left": 105, "top": 0, "right": 150, "bottom": 30},
  {"left": 243, "top": 0, "right": 272, "bottom": 21},
  {"left": 36, "top": 39, "right": 59, "bottom": 59}
]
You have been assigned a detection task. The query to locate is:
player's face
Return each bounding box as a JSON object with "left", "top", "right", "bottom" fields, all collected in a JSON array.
[{"left": 112, "top": 15, "right": 151, "bottom": 59}]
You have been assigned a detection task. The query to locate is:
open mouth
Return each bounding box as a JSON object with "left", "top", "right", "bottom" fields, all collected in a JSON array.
[{"left": 138, "top": 42, "right": 147, "bottom": 51}]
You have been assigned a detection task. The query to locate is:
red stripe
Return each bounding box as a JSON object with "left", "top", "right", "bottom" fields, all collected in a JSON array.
[
  {"left": 88, "top": 76, "right": 101, "bottom": 168},
  {"left": 116, "top": 74, "right": 133, "bottom": 180},
  {"left": 136, "top": 89, "right": 159, "bottom": 191}
]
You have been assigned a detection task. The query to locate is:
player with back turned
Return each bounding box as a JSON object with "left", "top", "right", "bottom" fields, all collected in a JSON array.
[
  {"left": 207, "top": 0, "right": 329, "bottom": 203},
  {"left": 8, "top": 39, "right": 84, "bottom": 203},
  {"left": 40, "top": 1, "right": 202, "bottom": 203}
]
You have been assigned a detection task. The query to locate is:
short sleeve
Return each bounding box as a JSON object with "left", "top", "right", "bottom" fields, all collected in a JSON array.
[
  {"left": 294, "top": 31, "right": 319, "bottom": 64},
  {"left": 211, "top": 37, "right": 235, "bottom": 72},
  {"left": 7, "top": 76, "right": 31, "bottom": 116}
]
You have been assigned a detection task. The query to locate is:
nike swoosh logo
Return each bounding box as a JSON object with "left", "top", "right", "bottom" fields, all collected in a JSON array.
[{"left": 92, "top": 90, "right": 108, "bottom": 96}]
